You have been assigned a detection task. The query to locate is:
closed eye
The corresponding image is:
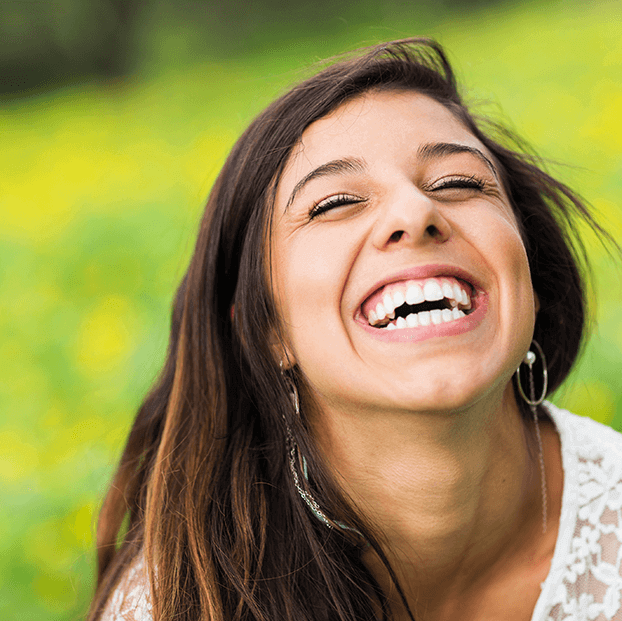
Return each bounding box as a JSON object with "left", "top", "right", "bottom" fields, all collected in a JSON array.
[
  {"left": 309, "top": 193, "right": 365, "bottom": 219},
  {"left": 425, "top": 174, "right": 487, "bottom": 193}
]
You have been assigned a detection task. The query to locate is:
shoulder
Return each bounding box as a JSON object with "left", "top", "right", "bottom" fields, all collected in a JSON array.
[
  {"left": 545, "top": 400, "right": 622, "bottom": 531},
  {"left": 100, "top": 553, "right": 153, "bottom": 621},
  {"left": 544, "top": 400, "right": 622, "bottom": 464},
  {"left": 539, "top": 402, "right": 622, "bottom": 621}
]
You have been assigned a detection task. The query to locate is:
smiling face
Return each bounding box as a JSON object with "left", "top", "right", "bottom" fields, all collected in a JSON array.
[{"left": 270, "top": 89, "right": 537, "bottom": 417}]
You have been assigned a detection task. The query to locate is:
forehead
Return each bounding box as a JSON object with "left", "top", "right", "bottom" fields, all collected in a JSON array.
[{"left": 276, "top": 90, "right": 490, "bottom": 202}]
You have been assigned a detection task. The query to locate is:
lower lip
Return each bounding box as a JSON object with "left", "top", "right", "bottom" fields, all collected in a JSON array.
[{"left": 356, "top": 291, "right": 488, "bottom": 343}]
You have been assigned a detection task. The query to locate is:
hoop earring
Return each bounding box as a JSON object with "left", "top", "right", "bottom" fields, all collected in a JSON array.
[
  {"left": 515, "top": 339, "right": 548, "bottom": 534},
  {"left": 280, "top": 364, "right": 362, "bottom": 537}
]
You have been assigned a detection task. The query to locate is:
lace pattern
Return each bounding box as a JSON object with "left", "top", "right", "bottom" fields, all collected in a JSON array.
[
  {"left": 99, "top": 403, "right": 622, "bottom": 621},
  {"left": 535, "top": 403, "right": 622, "bottom": 621},
  {"left": 100, "top": 553, "right": 153, "bottom": 621}
]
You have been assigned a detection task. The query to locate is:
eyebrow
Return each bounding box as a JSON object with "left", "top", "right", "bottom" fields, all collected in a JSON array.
[
  {"left": 417, "top": 142, "right": 499, "bottom": 179},
  {"left": 285, "top": 142, "right": 499, "bottom": 209},
  {"left": 285, "top": 156, "right": 366, "bottom": 209}
]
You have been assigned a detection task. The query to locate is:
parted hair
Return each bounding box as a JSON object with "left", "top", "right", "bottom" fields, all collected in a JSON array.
[{"left": 88, "top": 38, "right": 611, "bottom": 621}]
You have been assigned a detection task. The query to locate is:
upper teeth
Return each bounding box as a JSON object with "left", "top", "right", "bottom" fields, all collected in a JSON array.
[{"left": 367, "top": 277, "right": 472, "bottom": 327}]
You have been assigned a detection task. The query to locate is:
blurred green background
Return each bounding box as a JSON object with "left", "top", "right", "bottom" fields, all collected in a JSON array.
[{"left": 1, "top": 0, "right": 621, "bottom": 618}]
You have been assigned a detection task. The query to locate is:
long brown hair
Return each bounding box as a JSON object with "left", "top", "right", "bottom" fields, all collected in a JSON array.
[{"left": 88, "top": 38, "right": 614, "bottom": 621}]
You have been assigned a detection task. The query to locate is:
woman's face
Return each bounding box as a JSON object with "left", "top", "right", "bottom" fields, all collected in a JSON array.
[{"left": 270, "top": 90, "right": 537, "bottom": 417}]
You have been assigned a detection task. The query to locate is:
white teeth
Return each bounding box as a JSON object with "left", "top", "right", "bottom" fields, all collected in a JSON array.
[
  {"left": 418, "top": 311, "right": 431, "bottom": 326},
  {"left": 423, "top": 280, "right": 444, "bottom": 302},
  {"left": 452, "top": 283, "right": 463, "bottom": 304},
  {"left": 374, "top": 306, "right": 466, "bottom": 330},
  {"left": 430, "top": 309, "right": 442, "bottom": 325},
  {"left": 383, "top": 294, "right": 395, "bottom": 314},
  {"left": 460, "top": 289, "right": 470, "bottom": 308},
  {"left": 441, "top": 281, "right": 454, "bottom": 300},
  {"left": 366, "top": 277, "right": 473, "bottom": 327},
  {"left": 406, "top": 283, "right": 424, "bottom": 305}
]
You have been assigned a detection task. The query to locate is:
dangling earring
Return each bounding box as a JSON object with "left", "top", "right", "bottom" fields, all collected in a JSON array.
[
  {"left": 515, "top": 339, "right": 548, "bottom": 534},
  {"left": 280, "top": 363, "right": 362, "bottom": 536}
]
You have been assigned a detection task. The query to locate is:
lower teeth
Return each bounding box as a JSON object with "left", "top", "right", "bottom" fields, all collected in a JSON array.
[{"left": 379, "top": 307, "right": 466, "bottom": 330}]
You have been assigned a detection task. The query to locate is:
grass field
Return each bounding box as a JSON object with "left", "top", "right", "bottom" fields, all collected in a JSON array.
[{"left": 2, "top": 1, "right": 621, "bottom": 618}]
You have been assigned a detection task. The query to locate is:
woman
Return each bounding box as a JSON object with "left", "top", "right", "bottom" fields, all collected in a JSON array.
[{"left": 89, "top": 38, "right": 622, "bottom": 621}]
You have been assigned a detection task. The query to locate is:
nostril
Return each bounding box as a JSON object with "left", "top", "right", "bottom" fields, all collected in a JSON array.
[{"left": 389, "top": 230, "right": 405, "bottom": 243}]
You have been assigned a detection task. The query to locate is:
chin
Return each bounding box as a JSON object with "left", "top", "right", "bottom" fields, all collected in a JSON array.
[{"left": 378, "top": 365, "right": 513, "bottom": 414}]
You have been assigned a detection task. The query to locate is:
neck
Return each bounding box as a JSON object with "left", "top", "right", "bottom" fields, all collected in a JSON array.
[{"left": 310, "top": 383, "right": 545, "bottom": 619}]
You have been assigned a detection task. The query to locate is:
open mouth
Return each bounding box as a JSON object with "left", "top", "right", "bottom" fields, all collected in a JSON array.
[{"left": 361, "top": 277, "right": 475, "bottom": 330}]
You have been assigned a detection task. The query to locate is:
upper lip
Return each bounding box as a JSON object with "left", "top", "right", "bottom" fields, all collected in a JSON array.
[{"left": 357, "top": 263, "right": 484, "bottom": 313}]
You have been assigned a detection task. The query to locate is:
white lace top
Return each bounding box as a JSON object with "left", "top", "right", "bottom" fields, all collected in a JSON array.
[{"left": 101, "top": 402, "right": 622, "bottom": 621}]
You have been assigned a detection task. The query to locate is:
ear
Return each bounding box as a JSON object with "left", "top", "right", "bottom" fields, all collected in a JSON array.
[{"left": 534, "top": 290, "right": 540, "bottom": 314}]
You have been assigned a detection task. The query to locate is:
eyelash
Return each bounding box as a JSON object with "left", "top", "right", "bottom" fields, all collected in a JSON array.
[
  {"left": 309, "top": 194, "right": 363, "bottom": 219},
  {"left": 426, "top": 174, "right": 487, "bottom": 192},
  {"left": 308, "top": 175, "right": 488, "bottom": 219}
]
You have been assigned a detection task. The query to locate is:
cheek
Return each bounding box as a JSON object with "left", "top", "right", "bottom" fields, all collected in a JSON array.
[
  {"left": 275, "top": 227, "right": 355, "bottom": 314},
  {"left": 464, "top": 207, "right": 529, "bottom": 271},
  {"left": 463, "top": 208, "right": 535, "bottom": 317},
  {"left": 485, "top": 216, "right": 536, "bottom": 353},
  {"left": 271, "top": 227, "right": 358, "bottom": 365},
  {"left": 496, "top": 223, "right": 534, "bottom": 307}
]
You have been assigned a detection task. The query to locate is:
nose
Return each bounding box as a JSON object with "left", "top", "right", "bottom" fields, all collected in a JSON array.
[{"left": 371, "top": 187, "right": 452, "bottom": 251}]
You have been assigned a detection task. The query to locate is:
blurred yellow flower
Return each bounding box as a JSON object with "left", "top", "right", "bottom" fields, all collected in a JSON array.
[{"left": 74, "top": 295, "right": 136, "bottom": 377}]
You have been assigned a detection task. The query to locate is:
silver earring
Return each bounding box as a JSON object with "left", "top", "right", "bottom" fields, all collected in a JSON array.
[
  {"left": 280, "top": 366, "right": 362, "bottom": 536},
  {"left": 515, "top": 339, "right": 548, "bottom": 534}
]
